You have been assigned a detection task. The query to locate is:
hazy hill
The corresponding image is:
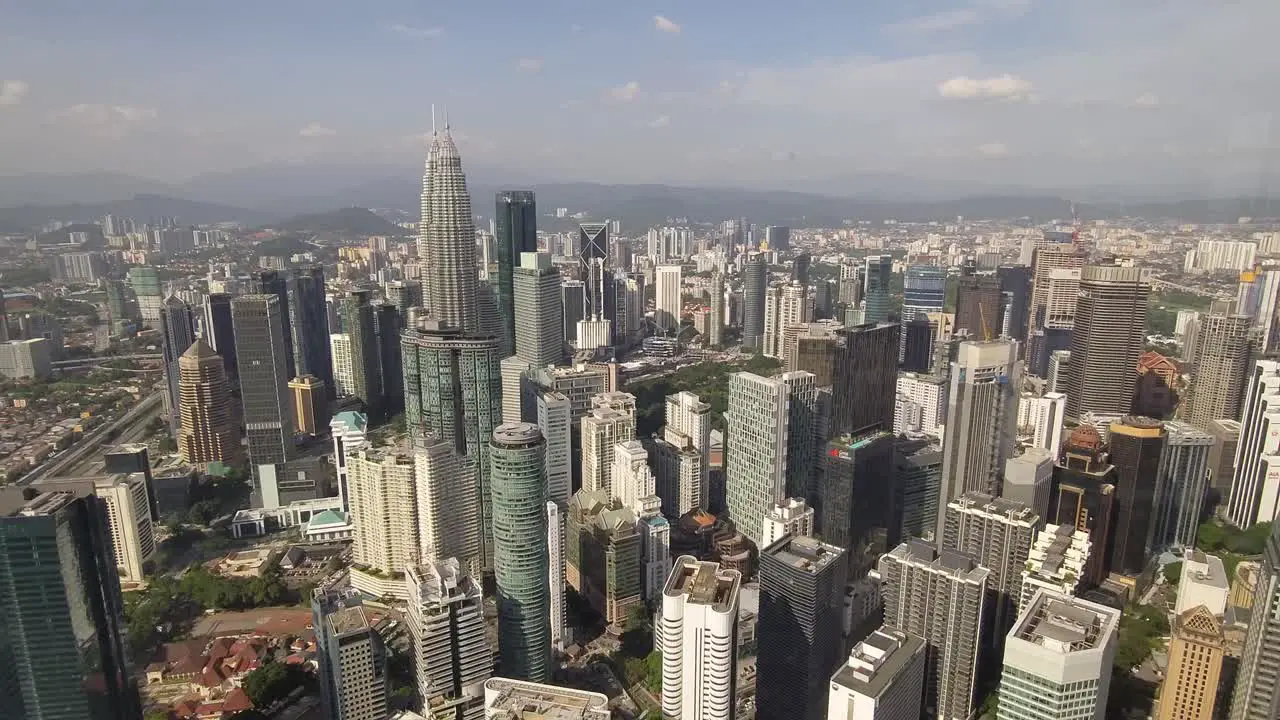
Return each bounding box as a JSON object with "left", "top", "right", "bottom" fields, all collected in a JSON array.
[
  {"left": 253, "top": 234, "right": 322, "bottom": 257},
  {"left": 0, "top": 194, "right": 270, "bottom": 232},
  {"left": 268, "top": 206, "right": 409, "bottom": 236}
]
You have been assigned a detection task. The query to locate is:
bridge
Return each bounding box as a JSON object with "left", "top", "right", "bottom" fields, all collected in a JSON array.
[{"left": 51, "top": 353, "right": 164, "bottom": 368}]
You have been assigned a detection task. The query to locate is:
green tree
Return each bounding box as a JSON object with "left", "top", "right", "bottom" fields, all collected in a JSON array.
[
  {"left": 242, "top": 661, "right": 306, "bottom": 707},
  {"left": 1163, "top": 561, "right": 1182, "bottom": 585},
  {"left": 144, "top": 710, "right": 170, "bottom": 720}
]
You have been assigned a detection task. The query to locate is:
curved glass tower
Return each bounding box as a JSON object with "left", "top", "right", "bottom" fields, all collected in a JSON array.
[{"left": 489, "top": 422, "right": 551, "bottom": 681}]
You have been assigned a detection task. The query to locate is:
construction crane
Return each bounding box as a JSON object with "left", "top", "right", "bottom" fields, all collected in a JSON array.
[{"left": 979, "top": 302, "right": 993, "bottom": 342}]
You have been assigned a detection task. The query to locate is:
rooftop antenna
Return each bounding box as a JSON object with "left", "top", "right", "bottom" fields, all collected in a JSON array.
[
  {"left": 443, "top": 105, "right": 450, "bottom": 131},
  {"left": 431, "top": 104, "right": 437, "bottom": 134}
]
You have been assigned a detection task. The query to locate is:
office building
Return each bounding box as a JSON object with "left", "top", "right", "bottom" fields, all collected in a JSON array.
[
  {"left": 159, "top": 296, "right": 196, "bottom": 431},
  {"left": 1227, "top": 521, "right": 1280, "bottom": 719},
  {"left": 561, "top": 280, "right": 586, "bottom": 346},
  {"left": 1048, "top": 426, "right": 1118, "bottom": 586},
  {"left": 862, "top": 255, "right": 893, "bottom": 324},
  {"left": 537, "top": 390, "right": 573, "bottom": 508},
  {"left": 202, "top": 293, "right": 236, "bottom": 380},
  {"left": 249, "top": 270, "right": 295, "bottom": 378},
  {"left": 402, "top": 323, "right": 502, "bottom": 568},
  {"left": 375, "top": 302, "right": 403, "bottom": 413},
  {"left": 330, "top": 411, "right": 367, "bottom": 512},
  {"left": 1208, "top": 418, "right": 1241, "bottom": 497},
  {"left": 1108, "top": 417, "right": 1166, "bottom": 575},
  {"left": 998, "top": 265, "right": 1032, "bottom": 342},
  {"left": 895, "top": 372, "right": 947, "bottom": 436},
  {"left": 757, "top": 535, "right": 849, "bottom": 720},
  {"left": 1151, "top": 421, "right": 1212, "bottom": 552},
  {"left": 581, "top": 392, "right": 637, "bottom": 498},
  {"left": 578, "top": 223, "right": 616, "bottom": 346},
  {"left": 938, "top": 340, "right": 1020, "bottom": 536},
  {"left": 383, "top": 279, "right": 423, "bottom": 321},
  {"left": 1003, "top": 449, "right": 1054, "bottom": 523},
  {"left": 879, "top": 540, "right": 989, "bottom": 720},
  {"left": 347, "top": 446, "right": 418, "bottom": 598},
  {"left": 14, "top": 310, "right": 62, "bottom": 358},
  {"left": 820, "top": 430, "right": 897, "bottom": 576},
  {"left": 495, "top": 191, "right": 538, "bottom": 357},
  {"left": 341, "top": 289, "right": 382, "bottom": 413},
  {"left": 405, "top": 557, "right": 492, "bottom": 720},
  {"left": 764, "top": 281, "right": 813, "bottom": 359},
  {"left": 955, "top": 271, "right": 1003, "bottom": 340},
  {"left": 1019, "top": 524, "right": 1091, "bottom": 612},
  {"left": 660, "top": 556, "right": 742, "bottom": 720},
  {"left": 232, "top": 294, "right": 295, "bottom": 469},
  {"left": 709, "top": 271, "right": 725, "bottom": 348},
  {"left": 547, "top": 501, "right": 568, "bottom": 648},
  {"left": 762, "top": 498, "right": 815, "bottom": 547},
  {"left": 489, "top": 423, "right": 551, "bottom": 682},
  {"left": 726, "top": 371, "right": 816, "bottom": 544},
  {"left": 0, "top": 490, "right": 142, "bottom": 720},
  {"left": 656, "top": 264, "right": 683, "bottom": 333},
  {"left": 314, "top": 589, "right": 389, "bottom": 720},
  {"left": 902, "top": 265, "right": 947, "bottom": 324},
  {"left": 896, "top": 437, "right": 944, "bottom": 540},
  {"left": 1228, "top": 360, "right": 1280, "bottom": 527},
  {"left": 1174, "top": 550, "right": 1229, "bottom": 616},
  {"left": 1021, "top": 392, "right": 1066, "bottom": 460},
  {"left": 996, "top": 590, "right": 1119, "bottom": 720},
  {"left": 1185, "top": 311, "right": 1252, "bottom": 430},
  {"left": 832, "top": 323, "right": 901, "bottom": 437},
  {"left": 743, "top": 252, "right": 769, "bottom": 350},
  {"left": 1027, "top": 244, "right": 1085, "bottom": 339},
  {"left": 177, "top": 339, "right": 241, "bottom": 468},
  {"left": 566, "top": 489, "right": 642, "bottom": 626},
  {"left": 415, "top": 437, "right": 484, "bottom": 576},
  {"left": 942, "top": 493, "right": 1038, "bottom": 638},
  {"left": 88, "top": 473, "right": 156, "bottom": 584},
  {"left": 289, "top": 374, "right": 328, "bottom": 436},
  {"left": 330, "top": 332, "right": 355, "bottom": 397},
  {"left": 513, "top": 252, "right": 564, "bottom": 366},
  {"left": 765, "top": 224, "right": 791, "bottom": 251},
  {"left": 1046, "top": 350, "right": 1070, "bottom": 393},
  {"left": 826, "top": 628, "right": 926, "bottom": 720},
  {"left": 1063, "top": 266, "right": 1150, "bottom": 420},
  {"left": 1157, "top": 605, "right": 1226, "bottom": 720},
  {"left": 0, "top": 337, "right": 52, "bottom": 379},
  {"left": 422, "top": 126, "right": 480, "bottom": 332},
  {"left": 289, "top": 265, "right": 335, "bottom": 394},
  {"left": 482, "top": 678, "right": 609, "bottom": 719}
]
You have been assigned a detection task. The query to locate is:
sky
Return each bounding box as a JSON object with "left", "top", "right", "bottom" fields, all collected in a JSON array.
[{"left": 0, "top": 0, "right": 1278, "bottom": 194}]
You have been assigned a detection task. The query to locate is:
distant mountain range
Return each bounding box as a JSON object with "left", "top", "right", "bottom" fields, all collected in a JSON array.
[
  {"left": 0, "top": 164, "right": 1278, "bottom": 234},
  {"left": 268, "top": 207, "right": 410, "bottom": 236}
]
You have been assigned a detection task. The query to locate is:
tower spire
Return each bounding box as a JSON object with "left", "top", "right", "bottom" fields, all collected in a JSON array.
[
  {"left": 431, "top": 104, "right": 437, "bottom": 135},
  {"left": 443, "top": 105, "right": 450, "bottom": 131}
]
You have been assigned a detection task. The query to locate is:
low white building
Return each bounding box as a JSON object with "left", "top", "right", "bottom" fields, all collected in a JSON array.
[
  {"left": 827, "top": 628, "right": 926, "bottom": 720},
  {"left": 1174, "top": 549, "right": 1229, "bottom": 616}
]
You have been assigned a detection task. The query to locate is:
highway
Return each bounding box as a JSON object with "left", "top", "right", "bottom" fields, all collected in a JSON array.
[
  {"left": 51, "top": 353, "right": 164, "bottom": 368},
  {"left": 18, "top": 392, "right": 165, "bottom": 486}
]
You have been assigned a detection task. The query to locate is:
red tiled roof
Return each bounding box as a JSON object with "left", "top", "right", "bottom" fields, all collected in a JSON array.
[{"left": 222, "top": 688, "right": 253, "bottom": 713}]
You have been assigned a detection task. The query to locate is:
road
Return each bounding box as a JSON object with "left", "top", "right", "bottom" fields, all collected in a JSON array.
[
  {"left": 18, "top": 392, "right": 164, "bottom": 485},
  {"left": 51, "top": 353, "right": 163, "bottom": 368}
]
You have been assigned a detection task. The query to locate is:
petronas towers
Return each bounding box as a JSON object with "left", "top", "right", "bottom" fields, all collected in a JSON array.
[{"left": 419, "top": 121, "right": 480, "bottom": 333}]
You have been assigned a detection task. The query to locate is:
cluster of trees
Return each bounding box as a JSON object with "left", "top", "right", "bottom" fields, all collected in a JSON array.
[
  {"left": 615, "top": 603, "right": 662, "bottom": 693},
  {"left": 184, "top": 473, "right": 251, "bottom": 526},
  {"left": 123, "top": 565, "right": 294, "bottom": 657},
  {"left": 242, "top": 660, "right": 311, "bottom": 708},
  {"left": 629, "top": 354, "right": 782, "bottom": 436},
  {"left": 1114, "top": 604, "right": 1170, "bottom": 672},
  {"left": 1197, "top": 520, "right": 1272, "bottom": 556}
]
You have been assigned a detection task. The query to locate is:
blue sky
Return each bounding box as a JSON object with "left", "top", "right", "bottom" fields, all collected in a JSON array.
[{"left": 0, "top": 0, "right": 1277, "bottom": 193}]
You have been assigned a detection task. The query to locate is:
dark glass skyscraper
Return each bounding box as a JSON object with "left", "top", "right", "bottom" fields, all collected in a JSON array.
[
  {"left": 251, "top": 270, "right": 295, "bottom": 379},
  {"left": 375, "top": 302, "right": 403, "bottom": 414},
  {"left": 1064, "top": 265, "right": 1149, "bottom": 420},
  {"left": 160, "top": 296, "right": 196, "bottom": 431},
  {"left": 862, "top": 255, "right": 894, "bottom": 324},
  {"left": 288, "top": 265, "right": 334, "bottom": 395},
  {"left": 342, "top": 288, "right": 382, "bottom": 415},
  {"left": 818, "top": 429, "right": 897, "bottom": 577},
  {"left": 202, "top": 292, "right": 237, "bottom": 381},
  {"left": 831, "top": 322, "right": 900, "bottom": 438},
  {"left": 232, "top": 294, "right": 294, "bottom": 469},
  {"left": 495, "top": 191, "right": 538, "bottom": 358},
  {"left": 1108, "top": 417, "right": 1166, "bottom": 576},
  {"left": 997, "top": 265, "right": 1032, "bottom": 342},
  {"left": 0, "top": 489, "right": 142, "bottom": 720},
  {"left": 742, "top": 253, "right": 768, "bottom": 351},
  {"left": 757, "top": 535, "right": 848, "bottom": 720},
  {"left": 955, "top": 270, "right": 1003, "bottom": 339},
  {"left": 902, "top": 265, "right": 947, "bottom": 322}
]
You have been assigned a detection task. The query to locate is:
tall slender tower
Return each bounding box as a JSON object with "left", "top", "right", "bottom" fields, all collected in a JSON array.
[
  {"left": 251, "top": 270, "right": 296, "bottom": 379},
  {"left": 288, "top": 265, "right": 334, "bottom": 394},
  {"left": 709, "top": 271, "right": 725, "bottom": 348},
  {"left": 202, "top": 292, "right": 237, "bottom": 381},
  {"left": 660, "top": 556, "right": 742, "bottom": 720},
  {"left": 489, "top": 423, "right": 551, "bottom": 682},
  {"left": 342, "top": 288, "right": 382, "bottom": 414},
  {"left": 655, "top": 264, "right": 684, "bottom": 333},
  {"left": 177, "top": 339, "right": 242, "bottom": 468},
  {"left": 232, "top": 294, "right": 294, "bottom": 469},
  {"left": 423, "top": 124, "right": 479, "bottom": 332},
  {"left": 1229, "top": 522, "right": 1280, "bottom": 720},
  {"left": 160, "top": 295, "right": 196, "bottom": 432},
  {"left": 1227, "top": 360, "right": 1280, "bottom": 528},
  {"left": 1108, "top": 417, "right": 1166, "bottom": 576},
  {"left": 743, "top": 252, "right": 768, "bottom": 350},
  {"left": 512, "top": 252, "right": 564, "bottom": 366},
  {"left": 495, "top": 191, "right": 538, "bottom": 358},
  {"left": 1063, "top": 265, "right": 1150, "bottom": 420},
  {"left": 405, "top": 557, "right": 492, "bottom": 720},
  {"left": 1184, "top": 308, "right": 1252, "bottom": 430}
]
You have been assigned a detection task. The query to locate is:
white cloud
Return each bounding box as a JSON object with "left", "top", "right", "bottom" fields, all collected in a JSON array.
[
  {"left": 516, "top": 57, "right": 544, "bottom": 74},
  {"left": 610, "top": 81, "right": 641, "bottom": 102},
  {"left": 938, "top": 74, "right": 1034, "bottom": 101},
  {"left": 0, "top": 80, "right": 29, "bottom": 106},
  {"left": 977, "top": 141, "right": 1011, "bottom": 157},
  {"left": 60, "top": 104, "right": 158, "bottom": 124},
  {"left": 649, "top": 115, "right": 671, "bottom": 128},
  {"left": 892, "top": 9, "right": 982, "bottom": 34},
  {"left": 1133, "top": 92, "right": 1160, "bottom": 107},
  {"left": 299, "top": 123, "right": 337, "bottom": 138},
  {"left": 388, "top": 23, "right": 443, "bottom": 39},
  {"left": 654, "top": 15, "right": 681, "bottom": 34}
]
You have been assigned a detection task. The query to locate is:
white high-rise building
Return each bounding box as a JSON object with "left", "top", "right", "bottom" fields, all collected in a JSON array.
[
  {"left": 581, "top": 392, "right": 636, "bottom": 497},
  {"left": 764, "top": 282, "right": 814, "bottom": 359},
  {"left": 537, "top": 390, "right": 573, "bottom": 508},
  {"left": 613, "top": 440, "right": 659, "bottom": 513},
  {"left": 404, "top": 557, "right": 491, "bottom": 719},
  {"left": 89, "top": 473, "right": 156, "bottom": 583},
  {"left": 725, "top": 370, "right": 817, "bottom": 544},
  {"left": 826, "top": 628, "right": 927, "bottom": 720},
  {"left": 415, "top": 437, "right": 484, "bottom": 577},
  {"left": 895, "top": 373, "right": 947, "bottom": 436},
  {"left": 640, "top": 515, "right": 672, "bottom": 602},
  {"left": 665, "top": 391, "right": 711, "bottom": 497},
  {"left": 1019, "top": 524, "right": 1091, "bottom": 613},
  {"left": 1184, "top": 238, "right": 1257, "bottom": 273},
  {"left": 546, "top": 502, "right": 568, "bottom": 650},
  {"left": 997, "top": 590, "right": 1120, "bottom": 720},
  {"left": 315, "top": 591, "right": 389, "bottom": 720},
  {"left": 1227, "top": 360, "right": 1280, "bottom": 528},
  {"left": 939, "top": 340, "right": 1021, "bottom": 538},
  {"left": 330, "top": 333, "right": 355, "bottom": 397},
  {"left": 347, "top": 446, "right": 419, "bottom": 599},
  {"left": 762, "top": 498, "right": 815, "bottom": 547},
  {"left": 498, "top": 356, "right": 532, "bottom": 425},
  {"left": 1019, "top": 392, "right": 1066, "bottom": 459},
  {"left": 660, "top": 556, "right": 742, "bottom": 720},
  {"left": 655, "top": 264, "right": 683, "bottom": 333},
  {"left": 330, "top": 410, "right": 368, "bottom": 513}
]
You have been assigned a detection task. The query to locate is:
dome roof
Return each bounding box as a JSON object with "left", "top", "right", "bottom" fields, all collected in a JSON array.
[{"left": 1066, "top": 423, "right": 1104, "bottom": 452}]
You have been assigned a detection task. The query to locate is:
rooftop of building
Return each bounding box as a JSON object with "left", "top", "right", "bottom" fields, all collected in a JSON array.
[
  {"left": 762, "top": 534, "right": 844, "bottom": 574},
  {"left": 891, "top": 540, "right": 990, "bottom": 582},
  {"left": 493, "top": 422, "right": 542, "bottom": 445},
  {"left": 951, "top": 491, "right": 1038, "bottom": 524},
  {"left": 664, "top": 555, "right": 741, "bottom": 610},
  {"left": 1182, "top": 549, "right": 1229, "bottom": 590},
  {"left": 330, "top": 410, "right": 368, "bottom": 432},
  {"left": 483, "top": 678, "right": 609, "bottom": 719},
  {"left": 1013, "top": 590, "right": 1120, "bottom": 654},
  {"left": 831, "top": 628, "right": 926, "bottom": 699},
  {"left": 327, "top": 605, "right": 371, "bottom": 637}
]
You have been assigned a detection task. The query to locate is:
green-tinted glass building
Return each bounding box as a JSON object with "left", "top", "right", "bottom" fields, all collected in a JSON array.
[
  {"left": 489, "top": 423, "right": 550, "bottom": 682},
  {"left": 402, "top": 322, "right": 502, "bottom": 569},
  {"left": 0, "top": 489, "right": 142, "bottom": 720}
]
